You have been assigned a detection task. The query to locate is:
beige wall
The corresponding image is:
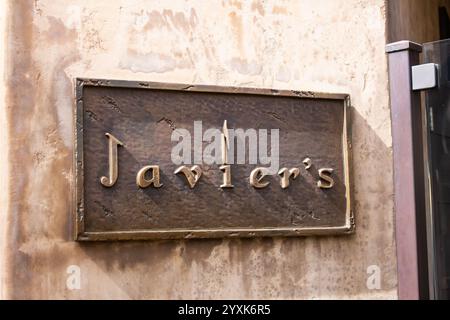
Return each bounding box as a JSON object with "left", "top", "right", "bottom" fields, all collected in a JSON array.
[
  {"left": 388, "top": 0, "right": 450, "bottom": 43},
  {"left": 1, "top": 0, "right": 397, "bottom": 299}
]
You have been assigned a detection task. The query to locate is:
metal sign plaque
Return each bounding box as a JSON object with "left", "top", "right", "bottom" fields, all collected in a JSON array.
[{"left": 74, "top": 79, "right": 354, "bottom": 241}]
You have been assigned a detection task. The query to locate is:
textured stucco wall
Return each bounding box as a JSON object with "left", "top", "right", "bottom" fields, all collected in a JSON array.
[
  {"left": 388, "top": 0, "right": 450, "bottom": 44},
  {"left": 0, "top": 0, "right": 9, "bottom": 299},
  {"left": 1, "top": 0, "right": 396, "bottom": 299}
]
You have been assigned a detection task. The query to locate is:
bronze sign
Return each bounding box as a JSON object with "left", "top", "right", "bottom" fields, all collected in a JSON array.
[{"left": 74, "top": 78, "right": 354, "bottom": 241}]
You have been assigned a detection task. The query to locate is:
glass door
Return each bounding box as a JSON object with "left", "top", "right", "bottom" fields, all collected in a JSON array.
[{"left": 423, "top": 39, "right": 450, "bottom": 299}]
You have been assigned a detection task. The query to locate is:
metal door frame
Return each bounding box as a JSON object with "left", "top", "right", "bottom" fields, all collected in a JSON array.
[{"left": 386, "top": 41, "right": 430, "bottom": 300}]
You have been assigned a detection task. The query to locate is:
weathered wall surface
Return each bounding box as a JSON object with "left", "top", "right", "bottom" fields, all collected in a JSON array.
[
  {"left": 0, "top": 0, "right": 9, "bottom": 299},
  {"left": 388, "top": 0, "right": 450, "bottom": 43},
  {"left": 1, "top": 0, "right": 396, "bottom": 299}
]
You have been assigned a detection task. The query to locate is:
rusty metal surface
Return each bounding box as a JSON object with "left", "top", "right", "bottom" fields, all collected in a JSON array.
[{"left": 74, "top": 79, "right": 354, "bottom": 241}]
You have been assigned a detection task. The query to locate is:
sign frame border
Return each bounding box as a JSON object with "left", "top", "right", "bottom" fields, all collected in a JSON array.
[{"left": 74, "top": 78, "right": 355, "bottom": 241}]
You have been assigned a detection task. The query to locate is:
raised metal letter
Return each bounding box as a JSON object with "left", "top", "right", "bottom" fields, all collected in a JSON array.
[
  {"left": 220, "top": 165, "right": 234, "bottom": 188},
  {"left": 174, "top": 165, "right": 203, "bottom": 189},
  {"left": 220, "top": 120, "right": 234, "bottom": 188},
  {"left": 317, "top": 168, "right": 334, "bottom": 189},
  {"left": 278, "top": 168, "right": 300, "bottom": 189},
  {"left": 100, "top": 133, "right": 123, "bottom": 187},
  {"left": 250, "top": 168, "right": 270, "bottom": 189},
  {"left": 136, "top": 165, "right": 162, "bottom": 188}
]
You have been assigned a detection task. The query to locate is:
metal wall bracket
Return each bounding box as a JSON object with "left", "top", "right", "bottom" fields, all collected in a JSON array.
[{"left": 412, "top": 63, "right": 438, "bottom": 91}]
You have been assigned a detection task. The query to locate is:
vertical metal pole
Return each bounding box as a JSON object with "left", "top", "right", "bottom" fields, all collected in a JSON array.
[{"left": 386, "top": 41, "right": 429, "bottom": 300}]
